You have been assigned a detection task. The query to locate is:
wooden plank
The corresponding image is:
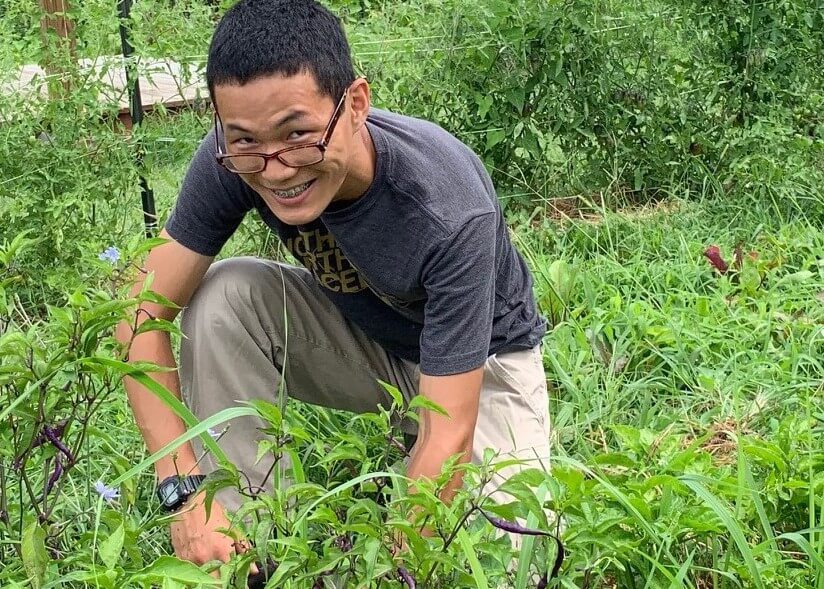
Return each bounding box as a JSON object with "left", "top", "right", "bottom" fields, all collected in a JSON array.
[{"left": 2, "top": 57, "right": 209, "bottom": 115}]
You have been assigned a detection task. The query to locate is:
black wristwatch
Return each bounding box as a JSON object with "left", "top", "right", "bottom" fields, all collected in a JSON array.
[{"left": 156, "top": 474, "right": 206, "bottom": 513}]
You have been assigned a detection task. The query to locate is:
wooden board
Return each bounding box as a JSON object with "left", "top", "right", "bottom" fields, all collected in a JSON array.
[{"left": 3, "top": 56, "right": 209, "bottom": 114}]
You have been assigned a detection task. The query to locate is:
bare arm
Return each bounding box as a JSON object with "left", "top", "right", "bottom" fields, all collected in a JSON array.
[
  {"left": 406, "top": 368, "right": 483, "bottom": 503},
  {"left": 116, "top": 231, "right": 259, "bottom": 570},
  {"left": 115, "top": 228, "right": 213, "bottom": 479}
]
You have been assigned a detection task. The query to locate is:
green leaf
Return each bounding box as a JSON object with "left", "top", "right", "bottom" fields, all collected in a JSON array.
[
  {"left": 681, "top": 475, "right": 764, "bottom": 589},
  {"left": 132, "top": 236, "right": 170, "bottom": 257},
  {"left": 201, "top": 467, "right": 240, "bottom": 520},
  {"left": 53, "top": 568, "right": 118, "bottom": 588},
  {"left": 109, "top": 405, "right": 258, "bottom": 486},
  {"left": 486, "top": 128, "right": 506, "bottom": 149},
  {"left": 457, "top": 528, "right": 488, "bottom": 589},
  {"left": 127, "top": 556, "right": 220, "bottom": 585},
  {"left": 138, "top": 289, "right": 180, "bottom": 310},
  {"left": 68, "top": 289, "right": 90, "bottom": 308},
  {"left": 245, "top": 398, "right": 282, "bottom": 429},
  {"left": 133, "top": 318, "right": 181, "bottom": 338},
  {"left": 408, "top": 395, "right": 449, "bottom": 417},
  {"left": 98, "top": 523, "right": 125, "bottom": 570},
  {"left": 507, "top": 87, "right": 525, "bottom": 112},
  {"left": 21, "top": 521, "right": 48, "bottom": 589},
  {"left": 378, "top": 379, "right": 404, "bottom": 409},
  {"left": 362, "top": 536, "right": 382, "bottom": 584}
]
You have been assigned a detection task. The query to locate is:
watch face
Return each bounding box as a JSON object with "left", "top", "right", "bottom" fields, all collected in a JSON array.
[{"left": 160, "top": 481, "right": 181, "bottom": 506}]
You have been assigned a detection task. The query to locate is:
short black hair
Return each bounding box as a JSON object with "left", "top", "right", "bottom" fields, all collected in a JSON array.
[{"left": 206, "top": 0, "right": 356, "bottom": 102}]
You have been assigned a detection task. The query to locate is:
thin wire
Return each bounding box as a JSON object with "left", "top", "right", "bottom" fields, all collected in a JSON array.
[
  {"left": 0, "top": 0, "right": 788, "bottom": 190},
  {"left": 4, "top": 0, "right": 782, "bottom": 85}
]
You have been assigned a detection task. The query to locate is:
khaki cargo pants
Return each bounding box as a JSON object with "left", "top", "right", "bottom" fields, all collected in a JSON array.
[{"left": 179, "top": 257, "right": 551, "bottom": 512}]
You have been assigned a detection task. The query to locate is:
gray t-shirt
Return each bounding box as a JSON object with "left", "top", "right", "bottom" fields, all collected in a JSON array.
[{"left": 166, "top": 108, "right": 545, "bottom": 376}]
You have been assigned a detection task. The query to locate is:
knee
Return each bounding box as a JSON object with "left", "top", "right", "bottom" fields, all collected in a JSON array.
[{"left": 182, "top": 257, "right": 279, "bottom": 329}]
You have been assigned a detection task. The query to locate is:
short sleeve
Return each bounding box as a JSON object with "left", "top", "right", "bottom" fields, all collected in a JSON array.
[
  {"left": 419, "top": 213, "right": 496, "bottom": 376},
  {"left": 165, "top": 130, "right": 255, "bottom": 256}
]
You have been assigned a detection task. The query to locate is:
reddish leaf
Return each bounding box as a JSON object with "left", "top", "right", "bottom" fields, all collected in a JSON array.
[{"left": 704, "top": 245, "right": 729, "bottom": 274}]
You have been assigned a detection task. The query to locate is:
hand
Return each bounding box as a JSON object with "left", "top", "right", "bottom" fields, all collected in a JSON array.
[{"left": 169, "top": 496, "right": 259, "bottom": 579}]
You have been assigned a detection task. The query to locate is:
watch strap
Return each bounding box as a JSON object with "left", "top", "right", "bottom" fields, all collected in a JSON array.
[
  {"left": 178, "top": 474, "right": 206, "bottom": 497},
  {"left": 157, "top": 474, "right": 207, "bottom": 512}
]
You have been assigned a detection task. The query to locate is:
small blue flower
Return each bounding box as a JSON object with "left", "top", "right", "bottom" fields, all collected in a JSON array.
[
  {"left": 98, "top": 246, "right": 120, "bottom": 264},
  {"left": 94, "top": 480, "right": 120, "bottom": 503}
]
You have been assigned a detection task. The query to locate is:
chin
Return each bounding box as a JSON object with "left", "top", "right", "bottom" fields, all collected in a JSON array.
[
  {"left": 265, "top": 199, "right": 327, "bottom": 226},
  {"left": 273, "top": 209, "right": 322, "bottom": 226}
]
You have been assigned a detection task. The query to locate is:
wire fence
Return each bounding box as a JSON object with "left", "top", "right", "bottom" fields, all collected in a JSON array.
[
  {"left": 1, "top": 1, "right": 781, "bottom": 87},
  {"left": 1, "top": 0, "right": 819, "bottom": 198}
]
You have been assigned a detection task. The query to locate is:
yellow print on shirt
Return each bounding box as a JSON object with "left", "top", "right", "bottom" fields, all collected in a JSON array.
[{"left": 284, "top": 227, "right": 369, "bottom": 294}]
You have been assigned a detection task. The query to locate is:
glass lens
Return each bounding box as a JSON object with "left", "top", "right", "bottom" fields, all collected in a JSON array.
[
  {"left": 279, "top": 146, "right": 323, "bottom": 167},
  {"left": 223, "top": 155, "right": 266, "bottom": 173}
]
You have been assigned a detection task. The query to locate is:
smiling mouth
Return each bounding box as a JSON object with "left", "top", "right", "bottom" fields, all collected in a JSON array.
[{"left": 271, "top": 180, "right": 314, "bottom": 199}]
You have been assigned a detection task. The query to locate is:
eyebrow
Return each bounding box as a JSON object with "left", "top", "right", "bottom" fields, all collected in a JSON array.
[{"left": 223, "top": 110, "right": 313, "bottom": 135}]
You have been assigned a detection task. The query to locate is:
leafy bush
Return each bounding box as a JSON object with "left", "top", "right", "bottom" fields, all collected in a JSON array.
[{"left": 1, "top": 0, "right": 823, "bottom": 587}]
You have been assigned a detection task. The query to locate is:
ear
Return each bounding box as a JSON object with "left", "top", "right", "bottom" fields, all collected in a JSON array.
[{"left": 348, "top": 77, "right": 371, "bottom": 131}]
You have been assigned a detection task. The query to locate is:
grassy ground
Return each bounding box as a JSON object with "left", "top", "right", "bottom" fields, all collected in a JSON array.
[{"left": 512, "top": 197, "right": 824, "bottom": 587}]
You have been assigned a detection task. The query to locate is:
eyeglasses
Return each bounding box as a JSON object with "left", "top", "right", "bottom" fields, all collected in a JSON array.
[{"left": 214, "top": 86, "right": 349, "bottom": 173}]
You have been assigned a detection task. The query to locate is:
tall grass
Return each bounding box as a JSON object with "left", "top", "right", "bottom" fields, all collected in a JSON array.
[{"left": 512, "top": 194, "right": 824, "bottom": 587}]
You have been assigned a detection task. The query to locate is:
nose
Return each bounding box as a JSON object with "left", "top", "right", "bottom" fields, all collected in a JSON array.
[{"left": 257, "top": 156, "right": 299, "bottom": 186}]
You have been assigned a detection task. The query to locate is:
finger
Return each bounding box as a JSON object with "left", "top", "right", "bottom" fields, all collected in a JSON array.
[{"left": 230, "top": 540, "right": 259, "bottom": 575}]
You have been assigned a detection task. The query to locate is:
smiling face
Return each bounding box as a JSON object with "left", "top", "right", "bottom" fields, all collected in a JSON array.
[{"left": 213, "top": 72, "right": 374, "bottom": 226}]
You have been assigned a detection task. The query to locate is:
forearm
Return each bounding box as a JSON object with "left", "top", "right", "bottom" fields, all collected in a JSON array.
[
  {"left": 406, "top": 430, "right": 473, "bottom": 504},
  {"left": 405, "top": 369, "right": 482, "bottom": 506},
  {"left": 119, "top": 328, "right": 199, "bottom": 479}
]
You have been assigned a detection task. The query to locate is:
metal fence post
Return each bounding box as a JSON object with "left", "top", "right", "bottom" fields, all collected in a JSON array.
[{"left": 117, "top": 0, "right": 158, "bottom": 238}]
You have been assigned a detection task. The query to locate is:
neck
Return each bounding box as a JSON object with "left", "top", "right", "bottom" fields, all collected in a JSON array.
[{"left": 334, "top": 125, "right": 377, "bottom": 202}]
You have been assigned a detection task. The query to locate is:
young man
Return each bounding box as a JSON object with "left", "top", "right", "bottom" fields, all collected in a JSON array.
[{"left": 119, "top": 0, "right": 550, "bottom": 568}]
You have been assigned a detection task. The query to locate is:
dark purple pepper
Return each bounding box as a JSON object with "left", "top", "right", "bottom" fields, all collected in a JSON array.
[
  {"left": 481, "top": 512, "right": 552, "bottom": 537},
  {"left": 43, "top": 426, "right": 75, "bottom": 464},
  {"left": 31, "top": 419, "right": 70, "bottom": 450},
  {"left": 480, "top": 511, "right": 565, "bottom": 585},
  {"left": 397, "top": 567, "right": 416, "bottom": 588},
  {"left": 45, "top": 457, "right": 63, "bottom": 495}
]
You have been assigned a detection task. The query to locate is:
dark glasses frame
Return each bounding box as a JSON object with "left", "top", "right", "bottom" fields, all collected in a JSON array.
[{"left": 213, "top": 83, "right": 351, "bottom": 173}]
